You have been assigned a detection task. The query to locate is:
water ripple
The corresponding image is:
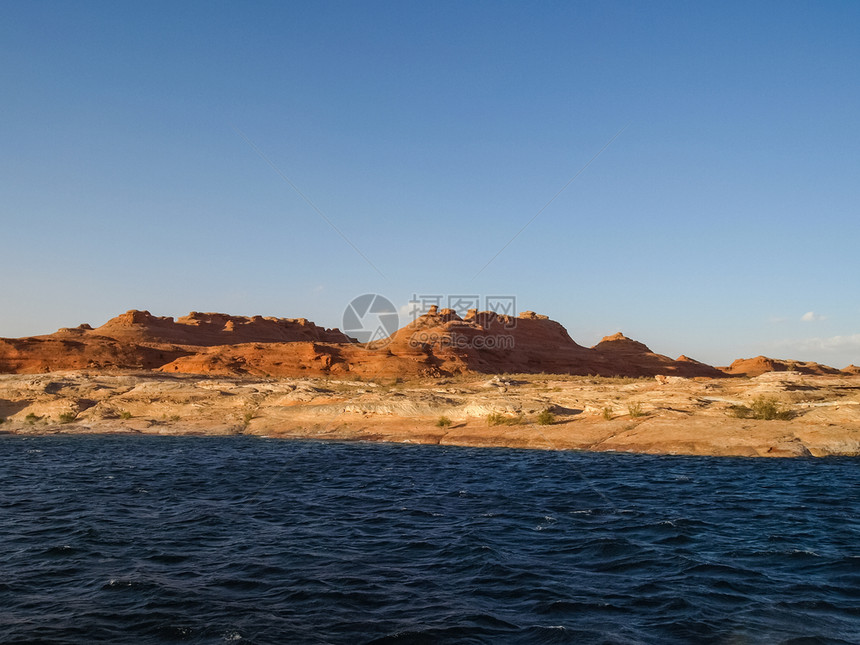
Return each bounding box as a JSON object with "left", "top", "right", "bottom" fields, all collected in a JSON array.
[{"left": 0, "top": 435, "right": 858, "bottom": 644}]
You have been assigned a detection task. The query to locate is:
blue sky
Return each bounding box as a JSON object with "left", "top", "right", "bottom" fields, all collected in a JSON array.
[{"left": 2, "top": 1, "right": 859, "bottom": 367}]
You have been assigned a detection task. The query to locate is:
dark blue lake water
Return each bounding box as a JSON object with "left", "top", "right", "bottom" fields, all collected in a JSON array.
[{"left": 0, "top": 436, "right": 857, "bottom": 644}]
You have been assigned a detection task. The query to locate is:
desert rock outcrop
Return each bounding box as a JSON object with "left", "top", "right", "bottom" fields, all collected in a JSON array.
[
  {"left": 0, "top": 309, "right": 851, "bottom": 380},
  {"left": 721, "top": 355, "right": 845, "bottom": 377}
]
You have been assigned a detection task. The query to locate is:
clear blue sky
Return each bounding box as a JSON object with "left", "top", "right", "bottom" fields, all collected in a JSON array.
[{"left": 2, "top": 1, "right": 858, "bottom": 367}]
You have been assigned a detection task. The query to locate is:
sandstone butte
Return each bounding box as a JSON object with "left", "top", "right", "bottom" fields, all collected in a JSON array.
[{"left": 0, "top": 309, "right": 858, "bottom": 458}]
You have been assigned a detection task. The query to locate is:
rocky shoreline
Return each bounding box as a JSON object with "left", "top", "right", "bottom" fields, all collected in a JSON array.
[{"left": 2, "top": 371, "right": 859, "bottom": 458}]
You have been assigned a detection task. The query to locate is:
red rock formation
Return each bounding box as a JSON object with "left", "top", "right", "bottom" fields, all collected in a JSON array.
[
  {"left": 373, "top": 309, "right": 605, "bottom": 375},
  {"left": 721, "top": 355, "right": 844, "bottom": 377},
  {"left": 590, "top": 333, "right": 727, "bottom": 378},
  {"left": 0, "top": 309, "right": 785, "bottom": 379},
  {"left": 158, "top": 342, "right": 442, "bottom": 379},
  {"left": 88, "top": 310, "right": 353, "bottom": 345},
  {"left": 0, "top": 337, "right": 188, "bottom": 373},
  {"left": 0, "top": 310, "right": 445, "bottom": 378}
]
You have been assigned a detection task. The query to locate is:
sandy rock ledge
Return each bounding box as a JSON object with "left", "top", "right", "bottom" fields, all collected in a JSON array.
[{"left": 1, "top": 371, "right": 859, "bottom": 458}]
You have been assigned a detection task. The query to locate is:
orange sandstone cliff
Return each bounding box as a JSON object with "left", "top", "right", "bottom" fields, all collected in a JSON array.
[{"left": 1, "top": 309, "right": 852, "bottom": 379}]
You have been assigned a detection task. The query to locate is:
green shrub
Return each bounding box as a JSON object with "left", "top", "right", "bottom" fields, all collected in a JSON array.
[
  {"left": 487, "top": 413, "right": 524, "bottom": 426},
  {"left": 536, "top": 410, "right": 555, "bottom": 425},
  {"left": 25, "top": 413, "right": 41, "bottom": 424},
  {"left": 169, "top": 414, "right": 181, "bottom": 422},
  {"left": 602, "top": 407, "right": 613, "bottom": 420},
  {"left": 751, "top": 396, "right": 793, "bottom": 420},
  {"left": 627, "top": 402, "right": 644, "bottom": 418},
  {"left": 119, "top": 411, "right": 133, "bottom": 420},
  {"left": 436, "top": 416, "right": 453, "bottom": 428},
  {"left": 58, "top": 412, "right": 77, "bottom": 424},
  {"left": 728, "top": 396, "right": 793, "bottom": 420},
  {"left": 243, "top": 411, "right": 255, "bottom": 426}
]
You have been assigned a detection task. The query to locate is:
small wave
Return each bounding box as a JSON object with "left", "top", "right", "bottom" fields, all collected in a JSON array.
[{"left": 788, "top": 548, "right": 821, "bottom": 557}]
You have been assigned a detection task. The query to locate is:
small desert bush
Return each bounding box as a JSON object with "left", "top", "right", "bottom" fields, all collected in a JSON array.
[
  {"left": 536, "top": 409, "right": 555, "bottom": 425},
  {"left": 602, "top": 407, "right": 613, "bottom": 420},
  {"left": 729, "top": 396, "right": 793, "bottom": 421},
  {"left": 727, "top": 404, "right": 752, "bottom": 419},
  {"left": 58, "top": 412, "right": 77, "bottom": 424},
  {"left": 752, "top": 396, "right": 793, "bottom": 420},
  {"left": 627, "top": 402, "right": 644, "bottom": 418},
  {"left": 119, "top": 411, "right": 133, "bottom": 420},
  {"left": 243, "top": 411, "right": 255, "bottom": 426},
  {"left": 0, "top": 417, "right": 5, "bottom": 424},
  {"left": 487, "top": 413, "right": 524, "bottom": 426},
  {"left": 25, "top": 413, "right": 41, "bottom": 424},
  {"left": 436, "top": 416, "right": 453, "bottom": 428}
]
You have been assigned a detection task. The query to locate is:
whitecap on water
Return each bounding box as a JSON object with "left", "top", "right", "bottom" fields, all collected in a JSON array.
[
  {"left": 788, "top": 549, "right": 820, "bottom": 557},
  {"left": 535, "top": 515, "right": 557, "bottom": 530}
]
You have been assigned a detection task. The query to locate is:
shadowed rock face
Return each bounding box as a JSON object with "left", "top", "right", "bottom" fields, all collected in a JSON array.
[
  {"left": 0, "top": 337, "right": 190, "bottom": 373},
  {"left": 0, "top": 309, "right": 844, "bottom": 379}
]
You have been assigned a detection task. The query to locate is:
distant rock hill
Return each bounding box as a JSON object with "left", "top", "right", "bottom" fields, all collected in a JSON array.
[
  {"left": 0, "top": 309, "right": 853, "bottom": 378},
  {"left": 590, "top": 333, "right": 726, "bottom": 378},
  {"left": 68, "top": 310, "right": 354, "bottom": 345},
  {"left": 719, "top": 355, "right": 845, "bottom": 377}
]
